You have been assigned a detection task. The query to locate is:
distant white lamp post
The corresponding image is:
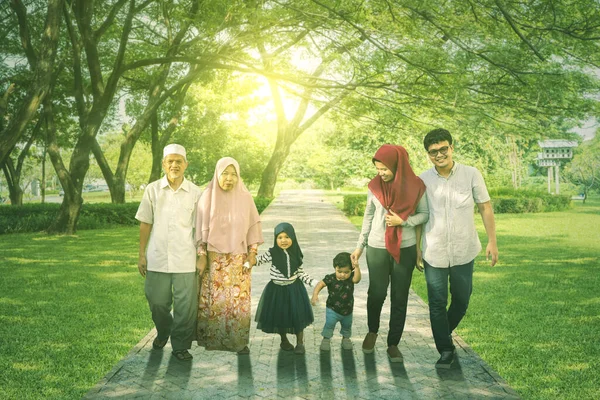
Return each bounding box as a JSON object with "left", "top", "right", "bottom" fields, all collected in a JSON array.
[{"left": 536, "top": 140, "right": 578, "bottom": 194}]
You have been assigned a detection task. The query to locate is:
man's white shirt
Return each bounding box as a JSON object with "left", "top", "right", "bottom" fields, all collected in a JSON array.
[
  {"left": 135, "top": 177, "right": 202, "bottom": 273},
  {"left": 420, "top": 163, "right": 490, "bottom": 268}
]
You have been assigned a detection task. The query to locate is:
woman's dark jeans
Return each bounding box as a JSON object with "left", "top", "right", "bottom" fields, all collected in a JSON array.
[{"left": 366, "top": 245, "right": 416, "bottom": 346}]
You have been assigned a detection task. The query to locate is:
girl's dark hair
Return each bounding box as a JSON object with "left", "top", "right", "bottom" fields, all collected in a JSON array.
[
  {"left": 333, "top": 252, "right": 352, "bottom": 269},
  {"left": 424, "top": 128, "right": 453, "bottom": 150}
]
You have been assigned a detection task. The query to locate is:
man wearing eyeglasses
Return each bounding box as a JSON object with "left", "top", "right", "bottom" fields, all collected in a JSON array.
[{"left": 418, "top": 128, "right": 498, "bottom": 369}]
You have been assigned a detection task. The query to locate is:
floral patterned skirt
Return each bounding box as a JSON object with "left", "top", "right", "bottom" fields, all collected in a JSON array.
[{"left": 196, "top": 252, "right": 251, "bottom": 352}]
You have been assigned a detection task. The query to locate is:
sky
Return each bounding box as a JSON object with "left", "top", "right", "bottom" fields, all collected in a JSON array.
[{"left": 572, "top": 117, "right": 598, "bottom": 141}]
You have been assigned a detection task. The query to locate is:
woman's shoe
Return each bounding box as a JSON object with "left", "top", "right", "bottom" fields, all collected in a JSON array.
[{"left": 362, "top": 332, "right": 378, "bottom": 354}]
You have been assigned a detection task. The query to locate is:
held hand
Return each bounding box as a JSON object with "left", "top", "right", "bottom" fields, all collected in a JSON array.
[
  {"left": 196, "top": 255, "right": 208, "bottom": 276},
  {"left": 350, "top": 248, "right": 362, "bottom": 265},
  {"left": 138, "top": 255, "right": 147, "bottom": 278},
  {"left": 486, "top": 242, "right": 499, "bottom": 267},
  {"left": 386, "top": 210, "right": 405, "bottom": 227},
  {"left": 416, "top": 248, "right": 424, "bottom": 272},
  {"left": 247, "top": 252, "right": 257, "bottom": 267}
]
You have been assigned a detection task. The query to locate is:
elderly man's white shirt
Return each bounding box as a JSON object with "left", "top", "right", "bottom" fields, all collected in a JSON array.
[
  {"left": 420, "top": 163, "right": 490, "bottom": 268},
  {"left": 135, "top": 177, "right": 202, "bottom": 273}
]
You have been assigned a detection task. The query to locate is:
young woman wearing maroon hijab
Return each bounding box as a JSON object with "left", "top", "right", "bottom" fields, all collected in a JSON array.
[{"left": 350, "top": 144, "right": 428, "bottom": 362}]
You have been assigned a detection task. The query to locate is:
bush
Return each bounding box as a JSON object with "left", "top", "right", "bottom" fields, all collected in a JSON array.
[
  {"left": 0, "top": 197, "right": 274, "bottom": 234},
  {"left": 253, "top": 196, "right": 273, "bottom": 214},
  {"left": 0, "top": 203, "right": 60, "bottom": 234},
  {"left": 0, "top": 203, "right": 141, "bottom": 234},
  {"left": 491, "top": 197, "right": 544, "bottom": 214},
  {"left": 78, "top": 203, "right": 141, "bottom": 229},
  {"left": 489, "top": 188, "right": 571, "bottom": 213},
  {"left": 338, "top": 189, "right": 571, "bottom": 217},
  {"left": 343, "top": 194, "right": 367, "bottom": 216}
]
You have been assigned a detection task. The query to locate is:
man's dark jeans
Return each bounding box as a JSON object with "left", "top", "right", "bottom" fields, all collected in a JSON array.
[{"left": 424, "top": 260, "right": 474, "bottom": 353}]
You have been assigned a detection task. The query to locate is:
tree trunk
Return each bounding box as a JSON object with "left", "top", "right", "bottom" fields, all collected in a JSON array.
[
  {"left": 2, "top": 158, "right": 24, "bottom": 205},
  {"left": 41, "top": 142, "right": 47, "bottom": 203},
  {"left": 47, "top": 0, "right": 136, "bottom": 232},
  {"left": 0, "top": 0, "right": 63, "bottom": 165},
  {"left": 45, "top": 98, "right": 94, "bottom": 234},
  {"left": 111, "top": 172, "right": 127, "bottom": 203},
  {"left": 257, "top": 141, "right": 291, "bottom": 198},
  {"left": 2, "top": 165, "right": 24, "bottom": 205},
  {"left": 149, "top": 112, "right": 163, "bottom": 183},
  {"left": 8, "top": 186, "right": 23, "bottom": 206},
  {"left": 49, "top": 197, "right": 83, "bottom": 234}
]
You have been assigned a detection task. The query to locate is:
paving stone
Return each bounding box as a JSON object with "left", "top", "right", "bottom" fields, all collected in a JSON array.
[{"left": 84, "top": 190, "right": 520, "bottom": 400}]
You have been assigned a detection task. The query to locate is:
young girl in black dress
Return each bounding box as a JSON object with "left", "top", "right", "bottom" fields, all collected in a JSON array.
[{"left": 254, "top": 222, "right": 316, "bottom": 354}]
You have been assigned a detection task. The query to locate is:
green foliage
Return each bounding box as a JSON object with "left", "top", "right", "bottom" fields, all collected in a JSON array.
[
  {"left": 0, "top": 203, "right": 141, "bottom": 234},
  {"left": 564, "top": 135, "right": 600, "bottom": 196},
  {"left": 78, "top": 203, "right": 141, "bottom": 229},
  {"left": 343, "top": 194, "right": 367, "bottom": 216},
  {"left": 491, "top": 196, "right": 544, "bottom": 213},
  {"left": 489, "top": 188, "right": 571, "bottom": 213},
  {"left": 174, "top": 73, "right": 272, "bottom": 186},
  {"left": 0, "top": 203, "right": 58, "bottom": 234},
  {"left": 0, "top": 197, "right": 272, "bottom": 234},
  {"left": 253, "top": 196, "right": 273, "bottom": 214}
]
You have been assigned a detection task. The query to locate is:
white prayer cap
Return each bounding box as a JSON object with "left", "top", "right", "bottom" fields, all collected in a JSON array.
[{"left": 163, "top": 144, "right": 187, "bottom": 161}]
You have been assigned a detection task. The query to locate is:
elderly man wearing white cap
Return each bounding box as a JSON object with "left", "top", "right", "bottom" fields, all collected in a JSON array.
[{"left": 135, "top": 144, "right": 202, "bottom": 361}]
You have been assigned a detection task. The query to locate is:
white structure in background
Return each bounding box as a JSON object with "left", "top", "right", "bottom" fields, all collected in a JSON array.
[{"left": 536, "top": 140, "right": 578, "bottom": 194}]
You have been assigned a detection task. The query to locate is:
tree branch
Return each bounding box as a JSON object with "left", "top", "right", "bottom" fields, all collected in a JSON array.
[
  {"left": 63, "top": 1, "right": 87, "bottom": 126},
  {"left": 494, "top": 0, "right": 545, "bottom": 62},
  {"left": 94, "top": 0, "right": 128, "bottom": 41},
  {"left": 10, "top": 0, "right": 37, "bottom": 69},
  {"left": 74, "top": 0, "right": 104, "bottom": 99}
]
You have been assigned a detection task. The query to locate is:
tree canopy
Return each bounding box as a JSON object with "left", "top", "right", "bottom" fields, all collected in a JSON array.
[{"left": 1, "top": 0, "right": 599, "bottom": 232}]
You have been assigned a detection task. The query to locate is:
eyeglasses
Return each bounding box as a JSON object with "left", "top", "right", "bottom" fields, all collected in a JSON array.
[{"left": 427, "top": 146, "right": 450, "bottom": 157}]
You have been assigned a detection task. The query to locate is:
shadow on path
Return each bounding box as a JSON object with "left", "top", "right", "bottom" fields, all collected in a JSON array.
[{"left": 85, "top": 190, "right": 520, "bottom": 400}]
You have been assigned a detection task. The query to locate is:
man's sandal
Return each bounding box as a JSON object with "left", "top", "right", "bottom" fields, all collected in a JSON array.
[
  {"left": 172, "top": 350, "right": 193, "bottom": 361},
  {"left": 152, "top": 337, "right": 169, "bottom": 350}
]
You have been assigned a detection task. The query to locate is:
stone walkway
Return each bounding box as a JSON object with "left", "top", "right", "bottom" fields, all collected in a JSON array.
[{"left": 85, "top": 190, "right": 520, "bottom": 399}]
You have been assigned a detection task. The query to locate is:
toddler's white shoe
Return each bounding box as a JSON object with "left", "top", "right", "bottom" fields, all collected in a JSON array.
[
  {"left": 342, "top": 337, "right": 353, "bottom": 350},
  {"left": 320, "top": 337, "right": 331, "bottom": 351}
]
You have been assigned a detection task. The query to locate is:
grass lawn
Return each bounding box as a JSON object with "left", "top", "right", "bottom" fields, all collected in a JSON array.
[
  {"left": 0, "top": 227, "right": 152, "bottom": 399},
  {"left": 1, "top": 191, "right": 598, "bottom": 399},
  {"left": 333, "top": 190, "right": 600, "bottom": 400}
]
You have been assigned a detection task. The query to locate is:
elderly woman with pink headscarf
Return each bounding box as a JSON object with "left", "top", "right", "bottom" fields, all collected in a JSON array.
[{"left": 195, "top": 157, "right": 264, "bottom": 354}]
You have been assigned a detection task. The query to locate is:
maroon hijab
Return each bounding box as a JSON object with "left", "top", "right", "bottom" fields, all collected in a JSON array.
[{"left": 368, "top": 144, "right": 426, "bottom": 263}]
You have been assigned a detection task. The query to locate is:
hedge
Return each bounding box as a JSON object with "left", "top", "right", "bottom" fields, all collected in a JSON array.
[
  {"left": 491, "top": 197, "right": 544, "bottom": 214},
  {"left": 341, "top": 189, "right": 571, "bottom": 217},
  {"left": 343, "top": 194, "right": 367, "bottom": 216},
  {"left": 488, "top": 188, "right": 571, "bottom": 213},
  {"left": 253, "top": 196, "right": 273, "bottom": 214},
  {"left": 0, "top": 197, "right": 273, "bottom": 234}
]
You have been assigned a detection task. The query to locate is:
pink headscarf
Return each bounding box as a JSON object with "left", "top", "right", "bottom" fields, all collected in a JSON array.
[{"left": 196, "top": 157, "right": 263, "bottom": 254}]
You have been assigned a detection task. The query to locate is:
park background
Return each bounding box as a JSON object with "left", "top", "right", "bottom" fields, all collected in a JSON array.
[{"left": 1, "top": 1, "right": 599, "bottom": 399}]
